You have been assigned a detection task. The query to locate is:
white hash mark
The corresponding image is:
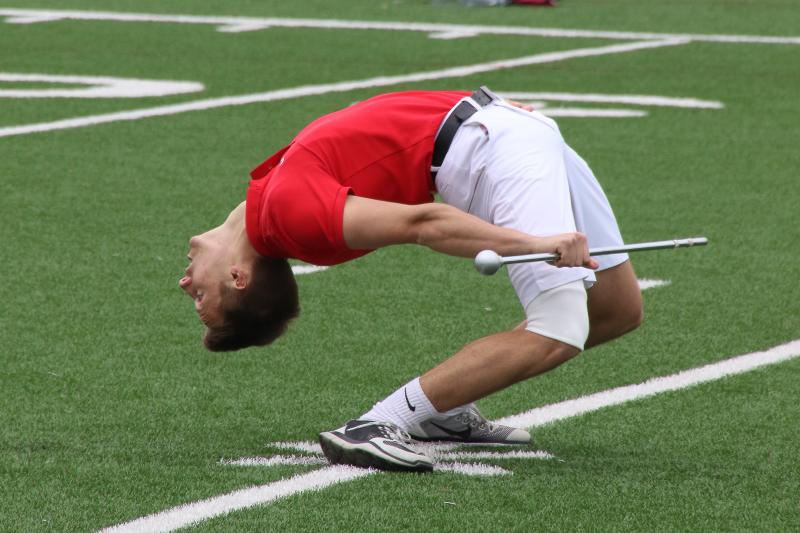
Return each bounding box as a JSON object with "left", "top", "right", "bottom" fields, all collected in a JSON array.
[
  {"left": 637, "top": 278, "right": 671, "bottom": 290},
  {"left": 226, "top": 441, "right": 556, "bottom": 479},
  {"left": 220, "top": 456, "right": 326, "bottom": 467}
]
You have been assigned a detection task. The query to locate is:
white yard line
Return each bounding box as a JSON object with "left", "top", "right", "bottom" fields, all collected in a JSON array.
[
  {"left": 98, "top": 466, "right": 373, "bottom": 533},
  {"left": 99, "top": 338, "right": 800, "bottom": 532},
  {"left": 2, "top": 9, "right": 799, "bottom": 45},
  {"left": 0, "top": 38, "right": 687, "bottom": 139},
  {"left": 293, "top": 264, "right": 668, "bottom": 290},
  {"left": 496, "top": 338, "right": 800, "bottom": 429}
]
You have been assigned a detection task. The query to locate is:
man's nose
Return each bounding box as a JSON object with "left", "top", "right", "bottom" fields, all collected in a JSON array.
[{"left": 179, "top": 276, "right": 191, "bottom": 290}]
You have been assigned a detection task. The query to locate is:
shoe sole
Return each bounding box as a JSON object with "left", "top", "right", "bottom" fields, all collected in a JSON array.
[{"left": 319, "top": 431, "right": 433, "bottom": 473}]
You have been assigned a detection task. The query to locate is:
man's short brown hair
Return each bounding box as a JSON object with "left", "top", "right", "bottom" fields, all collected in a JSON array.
[{"left": 203, "top": 257, "right": 299, "bottom": 351}]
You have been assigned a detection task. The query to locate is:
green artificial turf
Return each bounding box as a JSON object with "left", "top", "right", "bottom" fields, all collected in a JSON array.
[
  {"left": 194, "top": 358, "right": 800, "bottom": 532},
  {"left": 1, "top": 0, "right": 798, "bottom": 531}
]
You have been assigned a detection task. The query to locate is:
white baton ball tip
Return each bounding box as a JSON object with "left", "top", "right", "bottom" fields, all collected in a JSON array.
[{"left": 474, "top": 250, "right": 502, "bottom": 275}]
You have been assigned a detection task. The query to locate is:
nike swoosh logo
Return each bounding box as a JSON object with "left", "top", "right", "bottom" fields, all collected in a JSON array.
[
  {"left": 404, "top": 389, "right": 416, "bottom": 412},
  {"left": 346, "top": 421, "right": 379, "bottom": 432},
  {"left": 430, "top": 422, "right": 471, "bottom": 439}
]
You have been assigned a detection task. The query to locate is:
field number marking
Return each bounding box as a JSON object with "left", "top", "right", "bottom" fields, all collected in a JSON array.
[
  {"left": 0, "top": 39, "right": 690, "bottom": 138},
  {"left": 0, "top": 73, "right": 203, "bottom": 98}
]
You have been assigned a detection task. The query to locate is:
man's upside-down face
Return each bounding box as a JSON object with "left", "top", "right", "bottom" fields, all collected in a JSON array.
[{"left": 179, "top": 230, "right": 227, "bottom": 329}]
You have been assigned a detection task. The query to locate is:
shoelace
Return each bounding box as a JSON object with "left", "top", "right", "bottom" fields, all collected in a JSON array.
[
  {"left": 378, "top": 422, "right": 413, "bottom": 444},
  {"left": 457, "top": 409, "right": 496, "bottom": 432}
]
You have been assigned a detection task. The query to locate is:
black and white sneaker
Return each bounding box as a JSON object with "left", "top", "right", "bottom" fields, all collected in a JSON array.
[
  {"left": 319, "top": 420, "right": 433, "bottom": 473},
  {"left": 408, "top": 404, "right": 531, "bottom": 445}
]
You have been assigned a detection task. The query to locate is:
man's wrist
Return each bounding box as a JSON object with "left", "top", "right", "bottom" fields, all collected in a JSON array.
[{"left": 528, "top": 236, "right": 547, "bottom": 254}]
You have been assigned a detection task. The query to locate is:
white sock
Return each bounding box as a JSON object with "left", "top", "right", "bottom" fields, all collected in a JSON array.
[{"left": 361, "top": 377, "right": 443, "bottom": 431}]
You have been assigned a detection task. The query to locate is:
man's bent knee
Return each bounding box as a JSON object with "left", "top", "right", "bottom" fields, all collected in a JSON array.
[
  {"left": 587, "top": 260, "right": 644, "bottom": 345},
  {"left": 628, "top": 304, "right": 644, "bottom": 332},
  {"left": 525, "top": 280, "right": 589, "bottom": 351},
  {"left": 611, "top": 290, "right": 644, "bottom": 337},
  {"left": 515, "top": 331, "right": 581, "bottom": 380}
]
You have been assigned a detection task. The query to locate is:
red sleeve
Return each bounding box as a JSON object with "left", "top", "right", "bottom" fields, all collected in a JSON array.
[{"left": 262, "top": 154, "right": 371, "bottom": 266}]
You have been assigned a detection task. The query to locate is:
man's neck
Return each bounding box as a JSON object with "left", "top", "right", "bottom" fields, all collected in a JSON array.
[{"left": 223, "top": 201, "right": 260, "bottom": 263}]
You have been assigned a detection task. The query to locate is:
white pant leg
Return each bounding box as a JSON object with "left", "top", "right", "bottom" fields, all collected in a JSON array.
[
  {"left": 525, "top": 280, "right": 589, "bottom": 350},
  {"left": 436, "top": 103, "right": 595, "bottom": 310},
  {"left": 562, "top": 145, "right": 629, "bottom": 271}
]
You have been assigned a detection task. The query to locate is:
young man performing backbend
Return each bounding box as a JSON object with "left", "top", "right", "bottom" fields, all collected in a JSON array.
[{"left": 179, "top": 87, "right": 643, "bottom": 472}]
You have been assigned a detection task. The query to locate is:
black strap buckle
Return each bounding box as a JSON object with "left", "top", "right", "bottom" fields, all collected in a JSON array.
[
  {"left": 431, "top": 86, "right": 498, "bottom": 176},
  {"left": 470, "top": 86, "right": 495, "bottom": 106}
]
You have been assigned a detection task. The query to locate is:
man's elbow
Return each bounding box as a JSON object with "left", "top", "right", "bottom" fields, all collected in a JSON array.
[{"left": 412, "top": 204, "right": 446, "bottom": 248}]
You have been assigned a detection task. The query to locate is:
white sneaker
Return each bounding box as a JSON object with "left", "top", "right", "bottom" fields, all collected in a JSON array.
[
  {"left": 408, "top": 404, "right": 530, "bottom": 444},
  {"left": 319, "top": 419, "right": 433, "bottom": 472}
]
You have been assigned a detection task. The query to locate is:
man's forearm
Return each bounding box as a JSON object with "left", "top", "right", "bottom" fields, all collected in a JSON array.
[
  {"left": 415, "top": 203, "right": 597, "bottom": 269},
  {"left": 342, "top": 196, "right": 596, "bottom": 269},
  {"left": 415, "top": 203, "right": 541, "bottom": 258}
]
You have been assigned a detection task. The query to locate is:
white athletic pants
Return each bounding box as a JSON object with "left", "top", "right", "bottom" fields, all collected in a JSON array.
[{"left": 435, "top": 100, "right": 628, "bottom": 311}]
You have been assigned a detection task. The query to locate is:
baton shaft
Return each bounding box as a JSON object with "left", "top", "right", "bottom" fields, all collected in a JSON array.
[{"left": 502, "top": 237, "right": 708, "bottom": 265}]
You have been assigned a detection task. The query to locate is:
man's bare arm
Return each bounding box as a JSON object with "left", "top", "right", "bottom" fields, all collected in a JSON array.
[{"left": 342, "top": 195, "right": 597, "bottom": 269}]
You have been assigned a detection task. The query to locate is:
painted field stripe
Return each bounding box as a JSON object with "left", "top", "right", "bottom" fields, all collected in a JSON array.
[
  {"left": 265, "top": 442, "right": 555, "bottom": 462},
  {"left": 496, "top": 338, "right": 800, "bottom": 429},
  {"left": 1, "top": 9, "right": 799, "bottom": 45},
  {"left": 438, "top": 450, "right": 555, "bottom": 461},
  {"left": 291, "top": 265, "right": 329, "bottom": 276},
  {"left": 220, "top": 455, "right": 326, "bottom": 467},
  {"left": 98, "top": 465, "right": 374, "bottom": 533},
  {"left": 0, "top": 72, "right": 203, "bottom": 99},
  {"left": 98, "top": 338, "right": 800, "bottom": 532},
  {"left": 290, "top": 264, "right": 669, "bottom": 289},
  {"left": 540, "top": 108, "right": 646, "bottom": 118},
  {"left": 0, "top": 38, "right": 686, "bottom": 139},
  {"left": 500, "top": 92, "right": 723, "bottom": 109},
  {"left": 272, "top": 441, "right": 324, "bottom": 454},
  {"left": 435, "top": 462, "right": 510, "bottom": 476},
  {"left": 637, "top": 278, "right": 670, "bottom": 290}
]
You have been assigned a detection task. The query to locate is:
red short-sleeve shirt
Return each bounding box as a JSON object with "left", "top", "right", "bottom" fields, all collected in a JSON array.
[{"left": 246, "top": 90, "right": 468, "bottom": 266}]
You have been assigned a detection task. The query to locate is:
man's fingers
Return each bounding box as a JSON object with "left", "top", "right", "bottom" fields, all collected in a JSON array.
[
  {"left": 583, "top": 246, "right": 598, "bottom": 270},
  {"left": 507, "top": 99, "right": 534, "bottom": 111},
  {"left": 550, "top": 232, "right": 593, "bottom": 268},
  {"left": 556, "top": 246, "right": 577, "bottom": 267},
  {"left": 554, "top": 254, "right": 597, "bottom": 269},
  {"left": 564, "top": 247, "right": 577, "bottom": 267}
]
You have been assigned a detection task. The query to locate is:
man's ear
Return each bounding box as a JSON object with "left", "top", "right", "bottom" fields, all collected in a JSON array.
[{"left": 230, "top": 266, "right": 249, "bottom": 290}]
